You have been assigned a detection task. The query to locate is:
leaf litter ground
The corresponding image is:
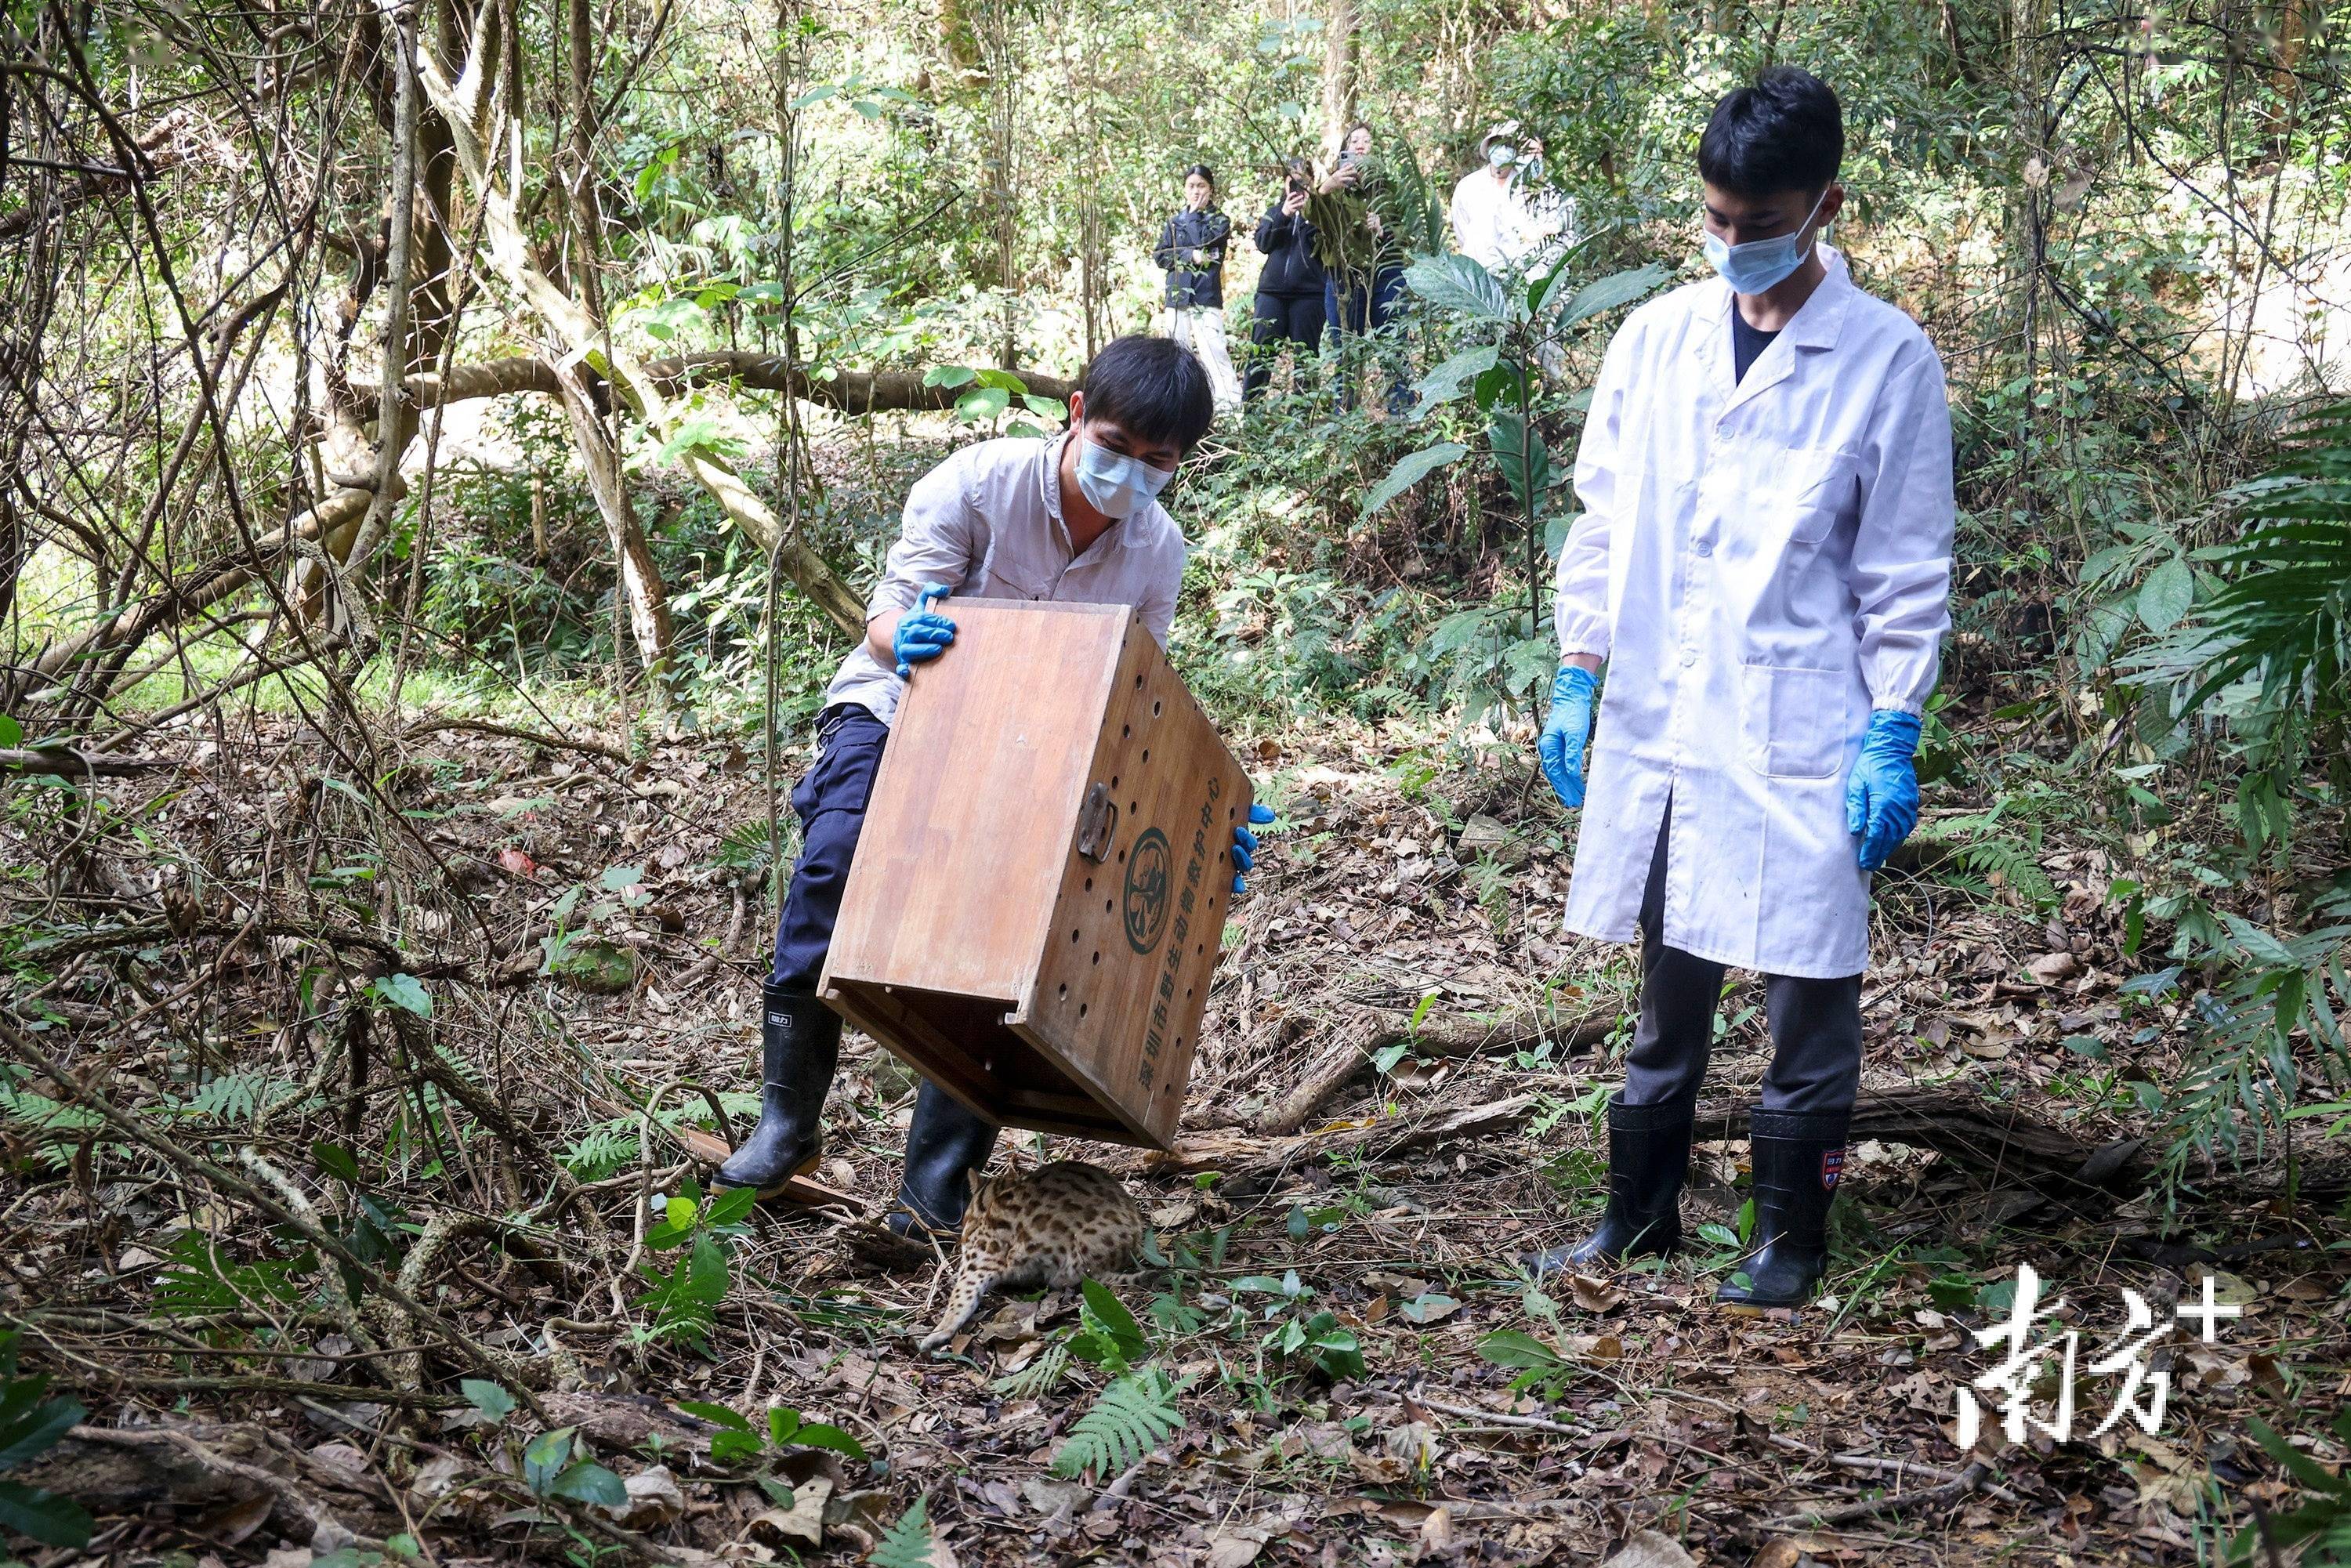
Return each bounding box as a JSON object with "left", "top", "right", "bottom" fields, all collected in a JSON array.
[{"left": 3, "top": 708, "right": 2346, "bottom": 1568}]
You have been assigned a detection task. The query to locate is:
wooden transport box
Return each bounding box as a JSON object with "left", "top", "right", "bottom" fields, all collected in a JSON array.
[{"left": 818, "top": 599, "right": 1252, "bottom": 1150}]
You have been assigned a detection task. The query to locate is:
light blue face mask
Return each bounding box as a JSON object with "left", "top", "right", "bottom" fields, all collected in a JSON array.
[
  {"left": 1701, "top": 187, "right": 1829, "bottom": 295},
  {"left": 1074, "top": 431, "right": 1176, "bottom": 520},
  {"left": 1487, "top": 143, "right": 1516, "bottom": 168}
]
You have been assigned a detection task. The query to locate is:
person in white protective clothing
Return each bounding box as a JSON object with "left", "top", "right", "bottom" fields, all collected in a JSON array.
[
  {"left": 1448, "top": 125, "right": 1563, "bottom": 275},
  {"left": 1526, "top": 67, "right": 1955, "bottom": 1309}
]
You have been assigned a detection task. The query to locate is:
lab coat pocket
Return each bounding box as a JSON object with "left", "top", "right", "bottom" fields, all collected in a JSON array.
[
  {"left": 1739, "top": 663, "right": 1845, "bottom": 780},
  {"left": 1773, "top": 448, "right": 1860, "bottom": 546}
]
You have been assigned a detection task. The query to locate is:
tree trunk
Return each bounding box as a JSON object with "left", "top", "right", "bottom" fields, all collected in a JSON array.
[
  {"left": 411, "top": 12, "right": 866, "bottom": 638},
  {"left": 1320, "top": 0, "right": 1357, "bottom": 151}
]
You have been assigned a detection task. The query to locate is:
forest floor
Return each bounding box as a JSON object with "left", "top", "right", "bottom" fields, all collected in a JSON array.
[{"left": 6, "top": 701, "right": 2349, "bottom": 1568}]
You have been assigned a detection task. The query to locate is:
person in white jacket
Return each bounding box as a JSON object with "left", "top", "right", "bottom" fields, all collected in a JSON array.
[
  {"left": 1528, "top": 67, "right": 1954, "bottom": 1308},
  {"left": 1449, "top": 125, "right": 1565, "bottom": 275}
]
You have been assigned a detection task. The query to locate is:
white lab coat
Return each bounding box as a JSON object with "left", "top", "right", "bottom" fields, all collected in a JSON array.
[{"left": 1552, "top": 247, "right": 1954, "bottom": 979}]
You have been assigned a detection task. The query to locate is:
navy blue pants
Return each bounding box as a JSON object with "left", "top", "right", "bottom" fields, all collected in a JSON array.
[
  {"left": 769, "top": 704, "right": 891, "bottom": 991},
  {"left": 1619, "top": 802, "right": 1863, "bottom": 1114}
]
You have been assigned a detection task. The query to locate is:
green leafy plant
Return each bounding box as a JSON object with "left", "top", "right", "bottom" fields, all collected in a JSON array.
[
  {"left": 2228, "top": 1412, "right": 2351, "bottom": 1564},
  {"left": 870, "top": 1495, "right": 943, "bottom": 1568},
  {"left": 632, "top": 1181, "right": 757, "bottom": 1350},
  {"left": 675, "top": 1400, "right": 867, "bottom": 1466},
  {"left": 1049, "top": 1367, "right": 1185, "bottom": 1483},
  {"left": 0, "top": 1332, "right": 92, "bottom": 1548},
  {"left": 521, "top": 1427, "right": 627, "bottom": 1508},
  {"left": 1066, "top": 1279, "right": 1152, "bottom": 1374},
  {"left": 1230, "top": 1270, "right": 1364, "bottom": 1382},
  {"left": 1476, "top": 1330, "right": 1580, "bottom": 1403},
  {"left": 1364, "top": 250, "right": 1666, "bottom": 718}
]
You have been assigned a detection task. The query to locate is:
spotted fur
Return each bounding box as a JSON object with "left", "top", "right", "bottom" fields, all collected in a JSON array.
[{"left": 917, "top": 1162, "right": 1144, "bottom": 1352}]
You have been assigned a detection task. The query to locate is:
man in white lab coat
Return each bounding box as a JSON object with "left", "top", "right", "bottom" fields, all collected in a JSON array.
[
  {"left": 1450, "top": 127, "right": 1538, "bottom": 273},
  {"left": 1530, "top": 67, "right": 1954, "bottom": 1307}
]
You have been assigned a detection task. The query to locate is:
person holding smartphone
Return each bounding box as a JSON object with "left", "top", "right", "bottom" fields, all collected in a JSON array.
[
  {"left": 1153, "top": 165, "right": 1241, "bottom": 415},
  {"left": 1244, "top": 158, "right": 1328, "bottom": 404}
]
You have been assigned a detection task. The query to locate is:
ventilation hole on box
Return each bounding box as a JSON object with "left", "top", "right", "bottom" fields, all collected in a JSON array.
[
  {"left": 1058, "top": 983, "right": 1068, "bottom": 1000},
  {"left": 1104, "top": 898, "right": 1113, "bottom": 913},
  {"left": 1185, "top": 987, "right": 1194, "bottom": 1000},
  {"left": 1142, "top": 749, "right": 1150, "bottom": 763},
  {"left": 1085, "top": 878, "right": 1093, "bottom": 892},
  {"left": 1128, "top": 800, "right": 1138, "bottom": 817},
  {"left": 1135, "top": 674, "right": 1143, "bottom": 689},
  {"left": 1122, "top": 724, "right": 1131, "bottom": 737},
  {"left": 1070, "top": 929, "right": 1080, "bottom": 943},
  {"left": 1091, "top": 951, "right": 1100, "bottom": 966},
  {"left": 1079, "top": 1002, "right": 1089, "bottom": 1017},
  {"left": 1152, "top": 700, "right": 1162, "bottom": 716}
]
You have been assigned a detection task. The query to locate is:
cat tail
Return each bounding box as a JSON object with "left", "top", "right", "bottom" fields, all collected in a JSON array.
[{"left": 918, "top": 1268, "right": 997, "bottom": 1352}]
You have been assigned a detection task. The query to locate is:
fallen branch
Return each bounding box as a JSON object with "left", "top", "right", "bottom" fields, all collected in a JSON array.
[
  {"left": 1695, "top": 1086, "right": 2148, "bottom": 1195},
  {"left": 404, "top": 714, "right": 633, "bottom": 766},
  {"left": 375, "top": 351, "right": 1079, "bottom": 417},
  {"left": 1766, "top": 1458, "right": 1991, "bottom": 1530},
  {"left": 54, "top": 1425, "right": 386, "bottom": 1550},
  {"left": 0, "top": 745, "right": 183, "bottom": 777},
  {"left": 1257, "top": 1005, "right": 1613, "bottom": 1135}
]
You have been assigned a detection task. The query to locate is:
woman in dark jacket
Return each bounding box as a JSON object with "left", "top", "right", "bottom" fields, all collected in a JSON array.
[
  {"left": 1153, "top": 165, "right": 1239, "bottom": 413},
  {"left": 1245, "top": 157, "right": 1328, "bottom": 404}
]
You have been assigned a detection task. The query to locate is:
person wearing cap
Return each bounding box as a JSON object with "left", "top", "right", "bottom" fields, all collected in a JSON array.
[{"left": 1451, "top": 124, "right": 1551, "bottom": 274}]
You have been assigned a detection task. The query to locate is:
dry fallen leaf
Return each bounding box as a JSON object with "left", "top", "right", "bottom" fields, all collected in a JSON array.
[
  {"left": 2027, "top": 951, "right": 2081, "bottom": 984},
  {"left": 1418, "top": 1507, "right": 1456, "bottom": 1556},
  {"left": 1749, "top": 1541, "right": 1803, "bottom": 1568},
  {"left": 1609, "top": 1528, "right": 1697, "bottom": 1567},
  {"left": 1204, "top": 1529, "right": 1266, "bottom": 1568},
  {"left": 746, "top": 1476, "right": 830, "bottom": 1548},
  {"left": 1569, "top": 1273, "right": 1627, "bottom": 1313}
]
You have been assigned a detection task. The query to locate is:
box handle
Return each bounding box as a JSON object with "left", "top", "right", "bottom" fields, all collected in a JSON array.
[{"left": 1075, "top": 782, "right": 1118, "bottom": 862}]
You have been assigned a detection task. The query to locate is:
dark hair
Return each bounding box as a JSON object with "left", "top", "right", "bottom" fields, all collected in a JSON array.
[
  {"left": 1697, "top": 66, "right": 1843, "bottom": 197},
  {"left": 1078, "top": 335, "right": 1215, "bottom": 454},
  {"left": 1183, "top": 162, "right": 1216, "bottom": 192}
]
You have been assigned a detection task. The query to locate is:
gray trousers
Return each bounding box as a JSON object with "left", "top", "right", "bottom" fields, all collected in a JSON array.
[{"left": 1620, "top": 806, "right": 1863, "bottom": 1114}]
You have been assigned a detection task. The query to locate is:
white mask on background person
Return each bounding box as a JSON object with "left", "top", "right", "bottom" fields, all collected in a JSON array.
[
  {"left": 1074, "top": 433, "right": 1175, "bottom": 519},
  {"left": 1488, "top": 143, "right": 1516, "bottom": 168},
  {"left": 1701, "top": 186, "right": 1830, "bottom": 295}
]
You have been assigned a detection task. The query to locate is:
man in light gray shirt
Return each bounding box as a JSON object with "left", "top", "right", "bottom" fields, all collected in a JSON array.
[{"left": 717, "top": 338, "right": 1269, "bottom": 1243}]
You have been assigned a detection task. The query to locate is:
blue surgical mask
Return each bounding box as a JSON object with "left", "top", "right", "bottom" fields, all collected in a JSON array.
[
  {"left": 1701, "top": 188, "right": 1829, "bottom": 295},
  {"left": 1487, "top": 143, "right": 1516, "bottom": 168},
  {"left": 1074, "top": 432, "right": 1176, "bottom": 520}
]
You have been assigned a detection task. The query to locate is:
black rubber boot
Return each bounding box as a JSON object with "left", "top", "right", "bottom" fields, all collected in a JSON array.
[
  {"left": 886, "top": 1081, "right": 1001, "bottom": 1241},
  {"left": 714, "top": 987, "right": 839, "bottom": 1197},
  {"left": 1523, "top": 1093, "right": 1694, "bottom": 1273},
  {"left": 1715, "top": 1108, "right": 1848, "bottom": 1308}
]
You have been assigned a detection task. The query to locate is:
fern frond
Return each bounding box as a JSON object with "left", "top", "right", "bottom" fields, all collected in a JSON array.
[
  {"left": 991, "top": 1338, "right": 1071, "bottom": 1400},
  {"left": 868, "top": 1496, "right": 936, "bottom": 1568},
  {"left": 1049, "top": 1369, "right": 1183, "bottom": 1483}
]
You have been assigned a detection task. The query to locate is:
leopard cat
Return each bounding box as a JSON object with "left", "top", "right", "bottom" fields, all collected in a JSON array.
[{"left": 916, "top": 1161, "right": 1146, "bottom": 1352}]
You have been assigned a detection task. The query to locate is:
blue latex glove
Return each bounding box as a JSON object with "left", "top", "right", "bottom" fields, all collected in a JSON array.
[
  {"left": 1847, "top": 709, "right": 1924, "bottom": 871},
  {"left": 1230, "top": 802, "right": 1277, "bottom": 896},
  {"left": 892, "top": 583, "right": 956, "bottom": 679},
  {"left": 1536, "top": 664, "right": 1599, "bottom": 808}
]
